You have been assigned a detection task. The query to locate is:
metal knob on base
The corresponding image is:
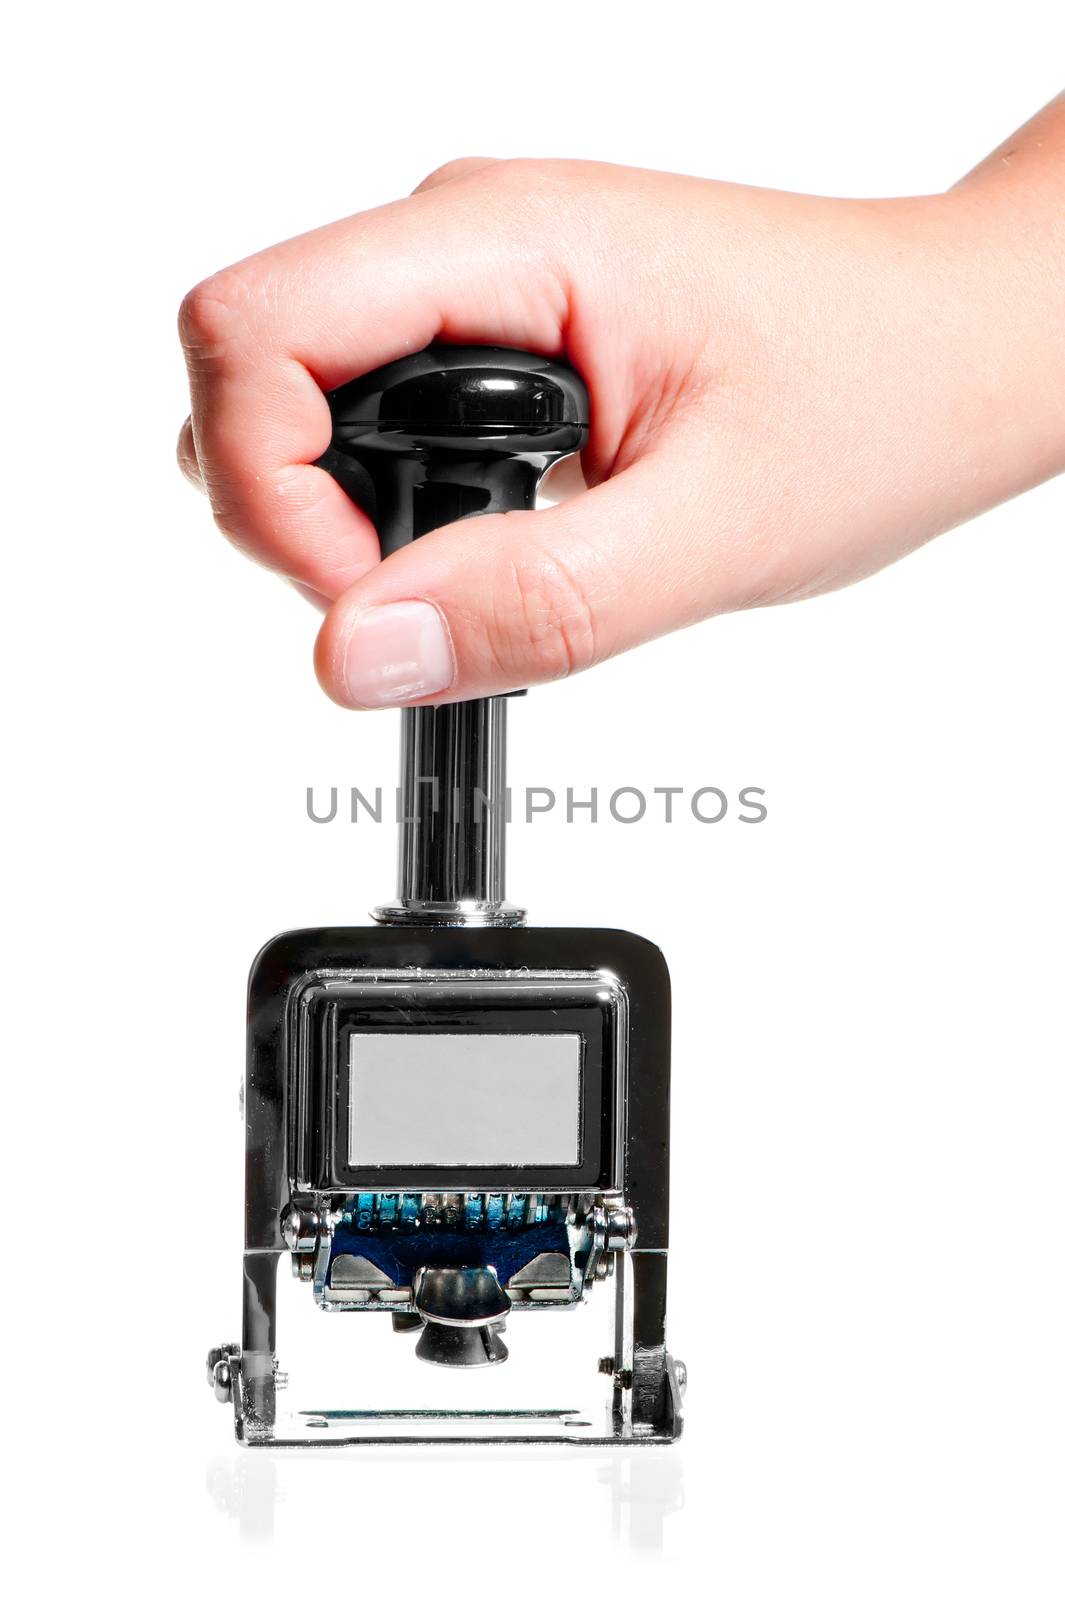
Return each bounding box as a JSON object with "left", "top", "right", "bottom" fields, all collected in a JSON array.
[
  {"left": 416, "top": 1323, "right": 509, "bottom": 1368},
  {"left": 412, "top": 1266, "right": 511, "bottom": 1368}
]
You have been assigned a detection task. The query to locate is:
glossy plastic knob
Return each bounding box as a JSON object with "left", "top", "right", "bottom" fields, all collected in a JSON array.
[{"left": 319, "top": 343, "right": 589, "bottom": 556}]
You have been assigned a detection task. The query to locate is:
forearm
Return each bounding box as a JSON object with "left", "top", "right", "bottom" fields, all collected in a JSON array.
[{"left": 943, "top": 93, "right": 1065, "bottom": 500}]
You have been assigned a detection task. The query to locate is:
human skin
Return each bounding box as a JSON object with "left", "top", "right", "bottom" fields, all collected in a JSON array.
[{"left": 178, "top": 95, "right": 1065, "bottom": 710}]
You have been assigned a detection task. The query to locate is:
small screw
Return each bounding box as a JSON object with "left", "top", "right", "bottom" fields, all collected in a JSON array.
[{"left": 205, "top": 1342, "right": 238, "bottom": 1400}]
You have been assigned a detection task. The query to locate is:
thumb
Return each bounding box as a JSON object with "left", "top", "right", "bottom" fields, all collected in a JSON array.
[{"left": 313, "top": 450, "right": 731, "bottom": 708}]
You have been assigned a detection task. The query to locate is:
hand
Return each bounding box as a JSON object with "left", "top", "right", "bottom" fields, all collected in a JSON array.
[{"left": 178, "top": 99, "right": 1065, "bottom": 709}]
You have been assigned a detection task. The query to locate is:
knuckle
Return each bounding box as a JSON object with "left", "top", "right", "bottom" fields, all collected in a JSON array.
[
  {"left": 416, "top": 155, "right": 484, "bottom": 189},
  {"left": 487, "top": 539, "right": 600, "bottom": 682},
  {"left": 494, "top": 156, "right": 581, "bottom": 197},
  {"left": 177, "top": 268, "right": 251, "bottom": 360},
  {"left": 175, "top": 418, "right": 203, "bottom": 488},
  {"left": 417, "top": 156, "right": 559, "bottom": 201},
  {"left": 491, "top": 156, "right": 551, "bottom": 195},
  {"left": 495, "top": 156, "right": 543, "bottom": 176},
  {"left": 480, "top": 160, "right": 587, "bottom": 243}
]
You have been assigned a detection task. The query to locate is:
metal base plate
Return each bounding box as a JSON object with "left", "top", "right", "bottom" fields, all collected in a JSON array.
[{"left": 228, "top": 1358, "right": 685, "bottom": 1448}]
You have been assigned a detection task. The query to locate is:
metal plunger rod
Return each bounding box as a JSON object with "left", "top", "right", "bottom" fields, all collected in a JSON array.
[
  {"left": 322, "top": 345, "right": 589, "bottom": 926},
  {"left": 377, "top": 695, "right": 519, "bottom": 924}
]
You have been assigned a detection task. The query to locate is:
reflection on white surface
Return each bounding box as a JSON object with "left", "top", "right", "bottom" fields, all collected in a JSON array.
[
  {"left": 205, "top": 1445, "right": 685, "bottom": 1550},
  {"left": 598, "top": 1453, "right": 686, "bottom": 1550},
  {"left": 205, "top": 1454, "right": 278, "bottom": 1541}
]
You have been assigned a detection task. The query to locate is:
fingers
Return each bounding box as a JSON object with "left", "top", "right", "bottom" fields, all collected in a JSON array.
[
  {"left": 179, "top": 412, "right": 340, "bottom": 618},
  {"left": 178, "top": 298, "right": 384, "bottom": 597},
  {"left": 313, "top": 435, "right": 735, "bottom": 708},
  {"left": 177, "top": 161, "right": 583, "bottom": 600}
]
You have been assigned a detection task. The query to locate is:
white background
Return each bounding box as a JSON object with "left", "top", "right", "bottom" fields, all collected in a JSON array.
[{"left": 4, "top": 2, "right": 1063, "bottom": 1594}]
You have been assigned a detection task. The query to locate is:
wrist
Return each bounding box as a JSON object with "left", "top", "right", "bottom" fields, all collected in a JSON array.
[{"left": 912, "top": 183, "right": 1065, "bottom": 506}]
